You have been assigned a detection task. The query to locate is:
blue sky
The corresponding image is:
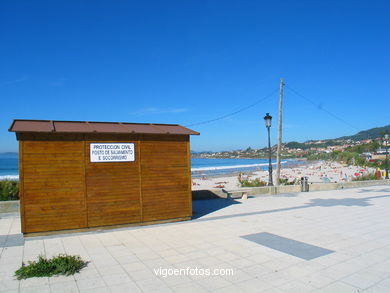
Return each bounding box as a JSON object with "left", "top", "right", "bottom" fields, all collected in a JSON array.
[{"left": 1, "top": 0, "right": 389, "bottom": 152}]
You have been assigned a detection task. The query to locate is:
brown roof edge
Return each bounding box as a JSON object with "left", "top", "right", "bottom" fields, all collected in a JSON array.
[
  {"left": 7, "top": 119, "right": 52, "bottom": 132},
  {"left": 9, "top": 119, "right": 182, "bottom": 127},
  {"left": 9, "top": 119, "right": 200, "bottom": 135},
  {"left": 50, "top": 120, "right": 55, "bottom": 132},
  {"left": 7, "top": 121, "right": 16, "bottom": 132},
  {"left": 149, "top": 124, "right": 169, "bottom": 134},
  {"left": 176, "top": 125, "right": 200, "bottom": 135}
]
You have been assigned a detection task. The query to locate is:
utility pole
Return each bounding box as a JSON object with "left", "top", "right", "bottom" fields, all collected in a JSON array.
[{"left": 275, "top": 78, "right": 284, "bottom": 186}]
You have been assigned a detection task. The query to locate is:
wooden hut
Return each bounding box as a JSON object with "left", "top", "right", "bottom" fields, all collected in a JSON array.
[{"left": 9, "top": 119, "right": 199, "bottom": 234}]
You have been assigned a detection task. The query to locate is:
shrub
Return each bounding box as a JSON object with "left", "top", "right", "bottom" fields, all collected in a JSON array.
[
  {"left": 15, "top": 254, "right": 88, "bottom": 280},
  {"left": 0, "top": 180, "right": 19, "bottom": 201},
  {"left": 278, "top": 178, "right": 298, "bottom": 185},
  {"left": 239, "top": 177, "right": 267, "bottom": 187},
  {"left": 352, "top": 172, "right": 378, "bottom": 181}
]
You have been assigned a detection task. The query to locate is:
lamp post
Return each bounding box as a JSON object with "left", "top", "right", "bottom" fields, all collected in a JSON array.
[
  {"left": 385, "top": 132, "right": 389, "bottom": 179},
  {"left": 264, "top": 113, "right": 273, "bottom": 186}
]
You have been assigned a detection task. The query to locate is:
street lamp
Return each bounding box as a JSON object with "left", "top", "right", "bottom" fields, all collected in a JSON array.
[
  {"left": 385, "top": 132, "right": 389, "bottom": 179},
  {"left": 264, "top": 113, "right": 273, "bottom": 186}
]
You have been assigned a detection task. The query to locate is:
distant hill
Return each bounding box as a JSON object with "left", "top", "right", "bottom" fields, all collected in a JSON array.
[
  {"left": 282, "top": 125, "right": 390, "bottom": 151},
  {"left": 337, "top": 125, "right": 390, "bottom": 141}
]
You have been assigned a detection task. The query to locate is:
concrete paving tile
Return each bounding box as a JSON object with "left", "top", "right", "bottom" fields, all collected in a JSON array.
[
  {"left": 242, "top": 264, "right": 275, "bottom": 278},
  {"left": 175, "top": 245, "right": 199, "bottom": 254},
  {"left": 113, "top": 254, "right": 139, "bottom": 264},
  {"left": 276, "top": 280, "right": 316, "bottom": 293},
  {"left": 183, "top": 250, "right": 210, "bottom": 260},
  {"left": 215, "top": 252, "right": 241, "bottom": 262},
  {"left": 50, "top": 281, "right": 79, "bottom": 293},
  {"left": 76, "top": 277, "right": 107, "bottom": 290},
  {"left": 195, "top": 256, "right": 225, "bottom": 267},
  {"left": 255, "top": 271, "right": 293, "bottom": 287},
  {"left": 261, "top": 258, "right": 295, "bottom": 272},
  {"left": 157, "top": 270, "right": 193, "bottom": 285},
  {"left": 171, "top": 282, "right": 210, "bottom": 293},
  {"left": 143, "top": 257, "right": 172, "bottom": 269},
  {"left": 20, "top": 285, "right": 51, "bottom": 293},
  {"left": 0, "top": 279, "right": 20, "bottom": 290},
  {"left": 164, "top": 254, "right": 191, "bottom": 264},
  {"left": 102, "top": 273, "right": 132, "bottom": 286},
  {"left": 278, "top": 265, "right": 312, "bottom": 279},
  {"left": 364, "top": 283, "right": 390, "bottom": 293},
  {"left": 227, "top": 257, "right": 256, "bottom": 269},
  {"left": 133, "top": 251, "right": 161, "bottom": 261},
  {"left": 135, "top": 276, "right": 168, "bottom": 292},
  {"left": 1, "top": 186, "right": 390, "bottom": 292},
  {"left": 20, "top": 277, "right": 49, "bottom": 288},
  {"left": 48, "top": 274, "right": 75, "bottom": 284},
  {"left": 320, "top": 281, "right": 361, "bottom": 292},
  {"left": 375, "top": 277, "right": 390, "bottom": 288},
  {"left": 1, "top": 247, "right": 24, "bottom": 258},
  {"left": 235, "top": 278, "right": 273, "bottom": 293},
  {"left": 96, "top": 264, "right": 126, "bottom": 276},
  {"left": 247, "top": 253, "right": 274, "bottom": 264},
  {"left": 196, "top": 275, "right": 232, "bottom": 290},
  {"left": 320, "top": 266, "right": 355, "bottom": 280},
  {"left": 220, "top": 268, "right": 251, "bottom": 284},
  {"left": 259, "top": 288, "right": 286, "bottom": 293},
  {"left": 127, "top": 268, "right": 156, "bottom": 281},
  {"left": 79, "top": 286, "right": 110, "bottom": 293},
  {"left": 74, "top": 268, "right": 100, "bottom": 280},
  {"left": 299, "top": 272, "right": 336, "bottom": 288},
  {"left": 121, "top": 261, "right": 148, "bottom": 273},
  {"left": 107, "top": 281, "right": 142, "bottom": 293},
  {"left": 0, "top": 256, "right": 23, "bottom": 266},
  {"left": 158, "top": 249, "right": 182, "bottom": 257},
  {"left": 149, "top": 285, "right": 175, "bottom": 293},
  {"left": 341, "top": 271, "right": 387, "bottom": 289},
  {"left": 213, "top": 284, "right": 247, "bottom": 293},
  {"left": 0, "top": 289, "right": 18, "bottom": 293}
]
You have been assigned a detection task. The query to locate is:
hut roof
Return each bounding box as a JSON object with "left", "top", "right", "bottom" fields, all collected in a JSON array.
[{"left": 9, "top": 120, "right": 199, "bottom": 135}]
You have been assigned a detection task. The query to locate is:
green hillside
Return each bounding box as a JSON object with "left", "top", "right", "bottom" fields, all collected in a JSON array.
[{"left": 337, "top": 125, "right": 390, "bottom": 141}]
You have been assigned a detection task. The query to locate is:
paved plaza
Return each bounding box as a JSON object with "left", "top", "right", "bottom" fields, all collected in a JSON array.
[{"left": 0, "top": 185, "right": 390, "bottom": 292}]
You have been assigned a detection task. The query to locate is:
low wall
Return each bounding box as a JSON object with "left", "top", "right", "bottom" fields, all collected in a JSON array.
[
  {"left": 193, "top": 179, "right": 390, "bottom": 199},
  {"left": 0, "top": 200, "right": 19, "bottom": 213},
  {"left": 307, "top": 179, "right": 389, "bottom": 192},
  {"left": 2, "top": 180, "right": 389, "bottom": 213}
]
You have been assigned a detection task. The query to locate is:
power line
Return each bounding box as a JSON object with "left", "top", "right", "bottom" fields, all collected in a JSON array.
[
  {"left": 285, "top": 85, "right": 361, "bottom": 131},
  {"left": 185, "top": 88, "right": 279, "bottom": 127}
]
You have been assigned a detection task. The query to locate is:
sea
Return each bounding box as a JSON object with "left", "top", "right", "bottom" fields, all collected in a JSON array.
[
  {"left": 0, "top": 153, "right": 19, "bottom": 180},
  {"left": 191, "top": 158, "right": 306, "bottom": 177},
  {"left": 0, "top": 153, "right": 306, "bottom": 180}
]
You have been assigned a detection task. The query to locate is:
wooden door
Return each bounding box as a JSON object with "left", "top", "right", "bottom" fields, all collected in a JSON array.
[{"left": 85, "top": 140, "right": 141, "bottom": 227}]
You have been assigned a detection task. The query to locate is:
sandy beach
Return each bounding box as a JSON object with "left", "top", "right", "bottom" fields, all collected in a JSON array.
[{"left": 192, "top": 161, "right": 376, "bottom": 190}]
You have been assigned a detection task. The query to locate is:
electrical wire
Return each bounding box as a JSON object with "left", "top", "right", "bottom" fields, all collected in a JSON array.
[
  {"left": 185, "top": 88, "right": 279, "bottom": 127},
  {"left": 285, "top": 85, "right": 361, "bottom": 131}
]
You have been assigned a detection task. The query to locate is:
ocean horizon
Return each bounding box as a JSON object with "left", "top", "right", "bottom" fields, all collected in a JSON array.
[{"left": 0, "top": 153, "right": 306, "bottom": 180}]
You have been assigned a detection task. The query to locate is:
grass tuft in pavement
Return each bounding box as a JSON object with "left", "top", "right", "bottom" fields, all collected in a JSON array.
[{"left": 15, "top": 254, "right": 88, "bottom": 279}]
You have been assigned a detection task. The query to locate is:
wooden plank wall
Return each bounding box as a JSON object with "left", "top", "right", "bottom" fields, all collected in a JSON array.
[
  {"left": 85, "top": 140, "right": 141, "bottom": 227},
  {"left": 19, "top": 134, "right": 192, "bottom": 233},
  {"left": 21, "top": 141, "right": 87, "bottom": 233},
  {"left": 141, "top": 135, "right": 191, "bottom": 222}
]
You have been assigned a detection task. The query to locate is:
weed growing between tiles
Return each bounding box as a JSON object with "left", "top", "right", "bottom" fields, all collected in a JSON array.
[{"left": 15, "top": 254, "right": 88, "bottom": 279}]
